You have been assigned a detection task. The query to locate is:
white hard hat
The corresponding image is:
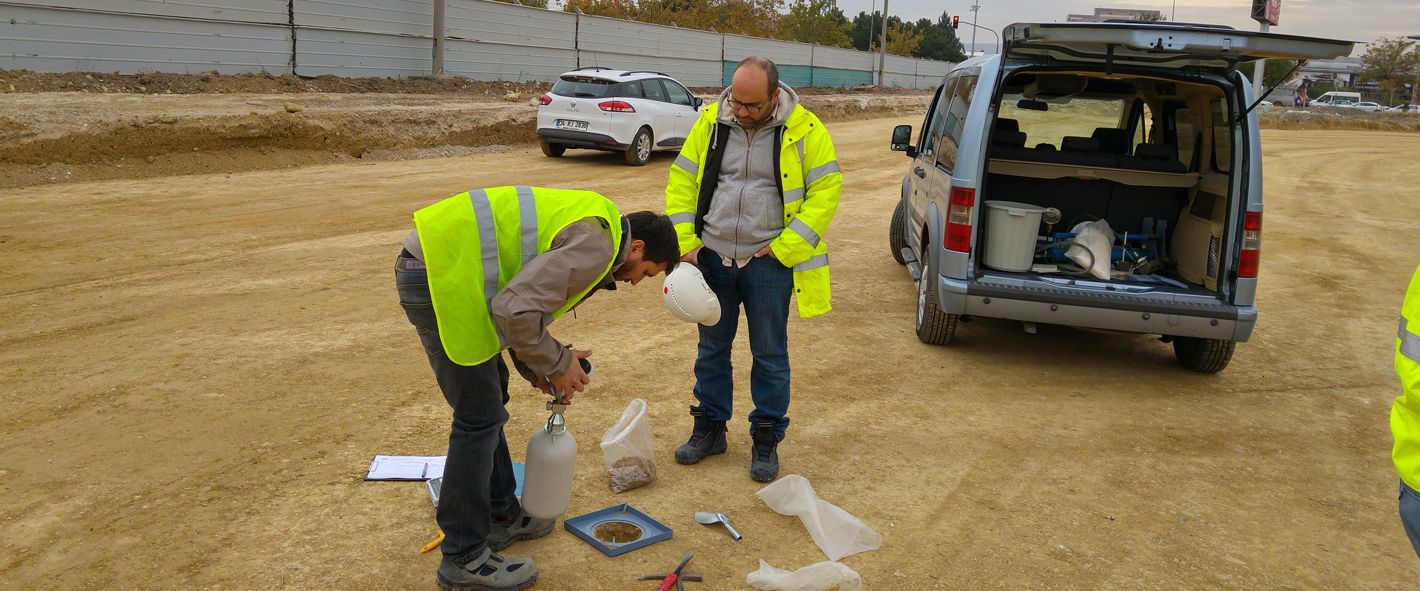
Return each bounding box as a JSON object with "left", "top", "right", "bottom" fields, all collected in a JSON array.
[{"left": 663, "top": 263, "right": 721, "bottom": 326}]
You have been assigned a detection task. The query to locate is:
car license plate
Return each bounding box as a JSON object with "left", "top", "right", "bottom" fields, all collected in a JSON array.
[{"left": 555, "top": 119, "right": 588, "bottom": 131}]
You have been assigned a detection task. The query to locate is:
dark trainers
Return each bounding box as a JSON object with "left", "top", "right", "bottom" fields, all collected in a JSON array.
[
  {"left": 674, "top": 405, "right": 727, "bottom": 465},
  {"left": 749, "top": 421, "right": 780, "bottom": 482},
  {"left": 487, "top": 511, "right": 555, "bottom": 552},
  {"left": 436, "top": 548, "right": 537, "bottom": 591}
]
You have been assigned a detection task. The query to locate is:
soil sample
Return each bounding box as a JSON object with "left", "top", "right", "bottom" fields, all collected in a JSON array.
[{"left": 607, "top": 455, "right": 656, "bottom": 493}]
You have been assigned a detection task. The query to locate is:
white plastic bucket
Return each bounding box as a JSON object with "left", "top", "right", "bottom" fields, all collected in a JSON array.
[{"left": 982, "top": 200, "right": 1045, "bottom": 272}]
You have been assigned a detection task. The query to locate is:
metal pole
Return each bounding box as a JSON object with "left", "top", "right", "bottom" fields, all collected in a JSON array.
[
  {"left": 969, "top": 2, "right": 980, "bottom": 56},
  {"left": 1410, "top": 36, "right": 1420, "bottom": 109},
  {"left": 1251, "top": 22, "right": 1269, "bottom": 102},
  {"left": 869, "top": 0, "right": 877, "bottom": 85},
  {"left": 432, "top": 0, "right": 446, "bottom": 76},
  {"left": 879, "top": 0, "right": 889, "bottom": 86}
]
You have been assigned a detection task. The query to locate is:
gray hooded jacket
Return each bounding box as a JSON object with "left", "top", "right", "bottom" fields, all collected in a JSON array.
[{"left": 699, "top": 82, "right": 801, "bottom": 261}]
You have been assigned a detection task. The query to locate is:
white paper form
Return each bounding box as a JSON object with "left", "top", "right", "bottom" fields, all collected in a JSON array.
[{"left": 365, "top": 455, "right": 445, "bottom": 481}]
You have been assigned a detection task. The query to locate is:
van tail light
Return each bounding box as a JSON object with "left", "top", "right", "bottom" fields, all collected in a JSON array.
[
  {"left": 538, "top": 94, "right": 552, "bottom": 106},
  {"left": 598, "top": 100, "right": 635, "bottom": 113},
  {"left": 944, "top": 186, "right": 975, "bottom": 253},
  {"left": 1238, "top": 211, "right": 1262, "bottom": 279}
]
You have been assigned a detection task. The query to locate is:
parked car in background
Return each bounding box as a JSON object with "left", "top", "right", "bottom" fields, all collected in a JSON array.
[
  {"left": 1308, "top": 90, "right": 1362, "bottom": 108},
  {"left": 536, "top": 67, "right": 703, "bottom": 166},
  {"left": 886, "top": 21, "right": 1354, "bottom": 372},
  {"left": 1352, "top": 101, "right": 1385, "bottom": 112},
  {"left": 1387, "top": 104, "right": 1416, "bottom": 113}
]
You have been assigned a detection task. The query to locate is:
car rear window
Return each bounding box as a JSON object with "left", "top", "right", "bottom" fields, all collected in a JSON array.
[{"left": 552, "top": 76, "right": 615, "bottom": 98}]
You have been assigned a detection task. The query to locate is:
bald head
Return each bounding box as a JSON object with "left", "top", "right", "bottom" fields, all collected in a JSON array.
[{"left": 729, "top": 56, "right": 780, "bottom": 129}]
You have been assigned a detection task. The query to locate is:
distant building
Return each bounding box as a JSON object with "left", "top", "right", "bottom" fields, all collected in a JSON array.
[{"left": 1066, "top": 8, "right": 1165, "bottom": 22}]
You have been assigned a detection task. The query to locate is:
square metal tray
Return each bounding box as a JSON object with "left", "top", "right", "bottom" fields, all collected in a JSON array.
[{"left": 562, "top": 503, "right": 673, "bottom": 557}]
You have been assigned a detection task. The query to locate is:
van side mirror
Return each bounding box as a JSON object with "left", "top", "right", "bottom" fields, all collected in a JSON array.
[{"left": 890, "top": 124, "right": 916, "bottom": 157}]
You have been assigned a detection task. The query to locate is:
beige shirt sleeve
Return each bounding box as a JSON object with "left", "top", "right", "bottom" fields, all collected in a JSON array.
[{"left": 491, "top": 218, "right": 614, "bottom": 380}]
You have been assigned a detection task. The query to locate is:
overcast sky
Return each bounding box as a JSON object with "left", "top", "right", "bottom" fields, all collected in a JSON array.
[{"left": 833, "top": 0, "right": 1420, "bottom": 56}]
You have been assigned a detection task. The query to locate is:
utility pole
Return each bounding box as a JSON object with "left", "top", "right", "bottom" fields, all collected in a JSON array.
[
  {"left": 869, "top": 0, "right": 877, "bottom": 85},
  {"left": 878, "top": 0, "right": 889, "bottom": 86},
  {"left": 432, "top": 0, "right": 446, "bottom": 76},
  {"left": 1251, "top": 22, "right": 1268, "bottom": 101},
  {"left": 1409, "top": 35, "right": 1420, "bottom": 109},
  {"left": 969, "top": 2, "right": 980, "bottom": 57}
]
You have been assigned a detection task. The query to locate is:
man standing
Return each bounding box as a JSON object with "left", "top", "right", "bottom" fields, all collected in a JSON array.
[
  {"left": 664, "top": 57, "right": 842, "bottom": 482},
  {"left": 397, "top": 185, "right": 677, "bottom": 591},
  {"left": 1391, "top": 263, "right": 1420, "bottom": 559}
]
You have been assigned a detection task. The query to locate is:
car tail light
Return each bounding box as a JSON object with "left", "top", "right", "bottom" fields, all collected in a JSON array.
[
  {"left": 944, "top": 186, "right": 975, "bottom": 253},
  {"left": 1238, "top": 211, "right": 1262, "bottom": 278},
  {"left": 538, "top": 94, "right": 552, "bottom": 106},
  {"left": 598, "top": 100, "right": 635, "bottom": 113}
]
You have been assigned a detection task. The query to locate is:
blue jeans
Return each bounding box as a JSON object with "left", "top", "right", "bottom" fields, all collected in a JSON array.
[
  {"left": 1402, "top": 481, "right": 1420, "bottom": 559},
  {"left": 396, "top": 251, "right": 521, "bottom": 564},
  {"left": 693, "top": 247, "right": 793, "bottom": 439}
]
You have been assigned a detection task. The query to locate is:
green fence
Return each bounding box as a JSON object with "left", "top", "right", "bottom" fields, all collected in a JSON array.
[{"left": 721, "top": 62, "right": 875, "bottom": 88}]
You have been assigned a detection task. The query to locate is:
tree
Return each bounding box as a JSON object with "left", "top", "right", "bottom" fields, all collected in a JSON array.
[
  {"left": 1359, "top": 37, "right": 1420, "bottom": 103},
  {"left": 885, "top": 21, "right": 922, "bottom": 57},
  {"left": 492, "top": 0, "right": 549, "bottom": 7},
  {"left": 780, "top": 0, "right": 852, "bottom": 48},
  {"left": 912, "top": 13, "right": 966, "bottom": 62},
  {"left": 1263, "top": 59, "right": 1300, "bottom": 88}
]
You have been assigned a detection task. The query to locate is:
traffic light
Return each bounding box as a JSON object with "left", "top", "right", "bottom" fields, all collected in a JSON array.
[{"left": 952, "top": 15, "right": 960, "bottom": 29}]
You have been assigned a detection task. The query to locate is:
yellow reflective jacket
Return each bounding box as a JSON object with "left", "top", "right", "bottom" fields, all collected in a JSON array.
[
  {"left": 664, "top": 101, "right": 842, "bottom": 318},
  {"left": 412, "top": 186, "right": 622, "bottom": 366},
  {"left": 1392, "top": 265, "right": 1420, "bottom": 491}
]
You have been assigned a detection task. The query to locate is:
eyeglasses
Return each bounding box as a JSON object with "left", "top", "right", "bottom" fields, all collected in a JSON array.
[{"left": 726, "top": 96, "right": 770, "bottom": 115}]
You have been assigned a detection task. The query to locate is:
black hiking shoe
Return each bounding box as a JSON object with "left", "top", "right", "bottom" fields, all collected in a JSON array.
[
  {"left": 436, "top": 548, "right": 537, "bottom": 591},
  {"left": 750, "top": 421, "right": 781, "bottom": 482},
  {"left": 674, "top": 405, "right": 727, "bottom": 465}
]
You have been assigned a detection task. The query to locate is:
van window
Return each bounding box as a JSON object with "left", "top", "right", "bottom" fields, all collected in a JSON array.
[
  {"left": 1210, "top": 97, "right": 1231, "bottom": 173},
  {"left": 935, "top": 75, "right": 977, "bottom": 172},
  {"left": 998, "top": 94, "right": 1124, "bottom": 149},
  {"left": 920, "top": 79, "right": 956, "bottom": 160}
]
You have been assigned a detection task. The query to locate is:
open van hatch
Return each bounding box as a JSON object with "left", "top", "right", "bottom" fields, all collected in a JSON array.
[{"left": 1002, "top": 22, "right": 1354, "bottom": 70}]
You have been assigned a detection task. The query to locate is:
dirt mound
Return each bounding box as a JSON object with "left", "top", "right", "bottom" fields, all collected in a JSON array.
[
  {"left": 1259, "top": 108, "right": 1420, "bottom": 131},
  {"left": 0, "top": 84, "right": 927, "bottom": 189}
]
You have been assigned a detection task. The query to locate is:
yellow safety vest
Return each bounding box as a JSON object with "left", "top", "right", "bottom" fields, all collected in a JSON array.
[
  {"left": 412, "top": 185, "right": 622, "bottom": 366},
  {"left": 665, "top": 101, "right": 842, "bottom": 318},
  {"left": 1391, "top": 264, "right": 1420, "bottom": 491}
]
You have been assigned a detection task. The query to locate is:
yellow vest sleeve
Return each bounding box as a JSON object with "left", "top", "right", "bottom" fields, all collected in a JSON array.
[
  {"left": 665, "top": 108, "right": 714, "bottom": 257},
  {"left": 770, "top": 114, "right": 842, "bottom": 268}
]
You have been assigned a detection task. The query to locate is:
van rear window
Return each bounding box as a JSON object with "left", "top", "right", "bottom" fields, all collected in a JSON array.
[
  {"left": 998, "top": 95, "right": 1125, "bottom": 149},
  {"left": 552, "top": 77, "right": 614, "bottom": 98}
]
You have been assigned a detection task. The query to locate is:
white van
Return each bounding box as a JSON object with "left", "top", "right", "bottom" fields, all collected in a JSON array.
[
  {"left": 887, "top": 21, "right": 1355, "bottom": 372},
  {"left": 1309, "top": 91, "right": 1361, "bottom": 107}
]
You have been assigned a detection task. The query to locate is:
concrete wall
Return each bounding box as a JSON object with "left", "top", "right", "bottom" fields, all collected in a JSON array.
[{"left": 0, "top": 0, "right": 952, "bottom": 88}]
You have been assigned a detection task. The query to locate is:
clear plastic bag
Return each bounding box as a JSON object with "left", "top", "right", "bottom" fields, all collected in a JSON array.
[
  {"left": 746, "top": 559, "right": 863, "bottom": 591},
  {"left": 599, "top": 398, "right": 656, "bottom": 493},
  {"left": 756, "top": 474, "right": 881, "bottom": 561}
]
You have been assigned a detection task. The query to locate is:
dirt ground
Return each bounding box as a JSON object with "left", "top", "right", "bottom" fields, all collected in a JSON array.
[{"left": 2, "top": 81, "right": 1420, "bottom": 590}]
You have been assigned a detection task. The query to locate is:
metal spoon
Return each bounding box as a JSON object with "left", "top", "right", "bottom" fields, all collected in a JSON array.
[{"left": 694, "top": 511, "right": 742, "bottom": 540}]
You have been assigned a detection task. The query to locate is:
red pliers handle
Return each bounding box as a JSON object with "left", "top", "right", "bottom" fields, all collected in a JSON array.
[{"left": 655, "top": 552, "right": 693, "bottom": 591}]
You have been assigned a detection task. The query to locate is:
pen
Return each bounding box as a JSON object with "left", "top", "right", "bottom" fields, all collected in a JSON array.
[{"left": 421, "top": 462, "right": 428, "bottom": 479}]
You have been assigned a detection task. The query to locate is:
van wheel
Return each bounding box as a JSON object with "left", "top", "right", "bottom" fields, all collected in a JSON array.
[
  {"left": 888, "top": 200, "right": 907, "bottom": 265},
  {"left": 540, "top": 140, "right": 566, "bottom": 157},
  {"left": 1173, "top": 337, "right": 1235, "bottom": 373},
  {"left": 915, "top": 246, "right": 958, "bottom": 345},
  {"left": 624, "top": 128, "right": 652, "bottom": 166}
]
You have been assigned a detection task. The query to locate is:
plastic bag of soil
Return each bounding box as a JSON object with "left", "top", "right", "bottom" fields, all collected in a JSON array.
[{"left": 599, "top": 398, "right": 657, "bottom": 493}]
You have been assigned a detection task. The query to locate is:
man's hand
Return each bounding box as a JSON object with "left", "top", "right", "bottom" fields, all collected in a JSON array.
[
  {"left": 681, "top": 246, "right": 702, "bottom": 266},
  {"left": 753, "top": 245, "right": 778, "bottom": 260},
  {"left": 547, "top": 348, "right": 592, "bottom": 404}
]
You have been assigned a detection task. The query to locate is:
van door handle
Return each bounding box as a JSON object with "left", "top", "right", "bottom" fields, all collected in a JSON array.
[{"left": 913, "top": 167, "right": 926, "bottom": 178}]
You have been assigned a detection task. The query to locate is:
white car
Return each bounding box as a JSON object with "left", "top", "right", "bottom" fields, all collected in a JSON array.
[
  {"left": 1353, "top": 101, "right": 1384, "bottom": 112},
  {"left": 536, "top": 68, "right": 704, "bottom": 166}
]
